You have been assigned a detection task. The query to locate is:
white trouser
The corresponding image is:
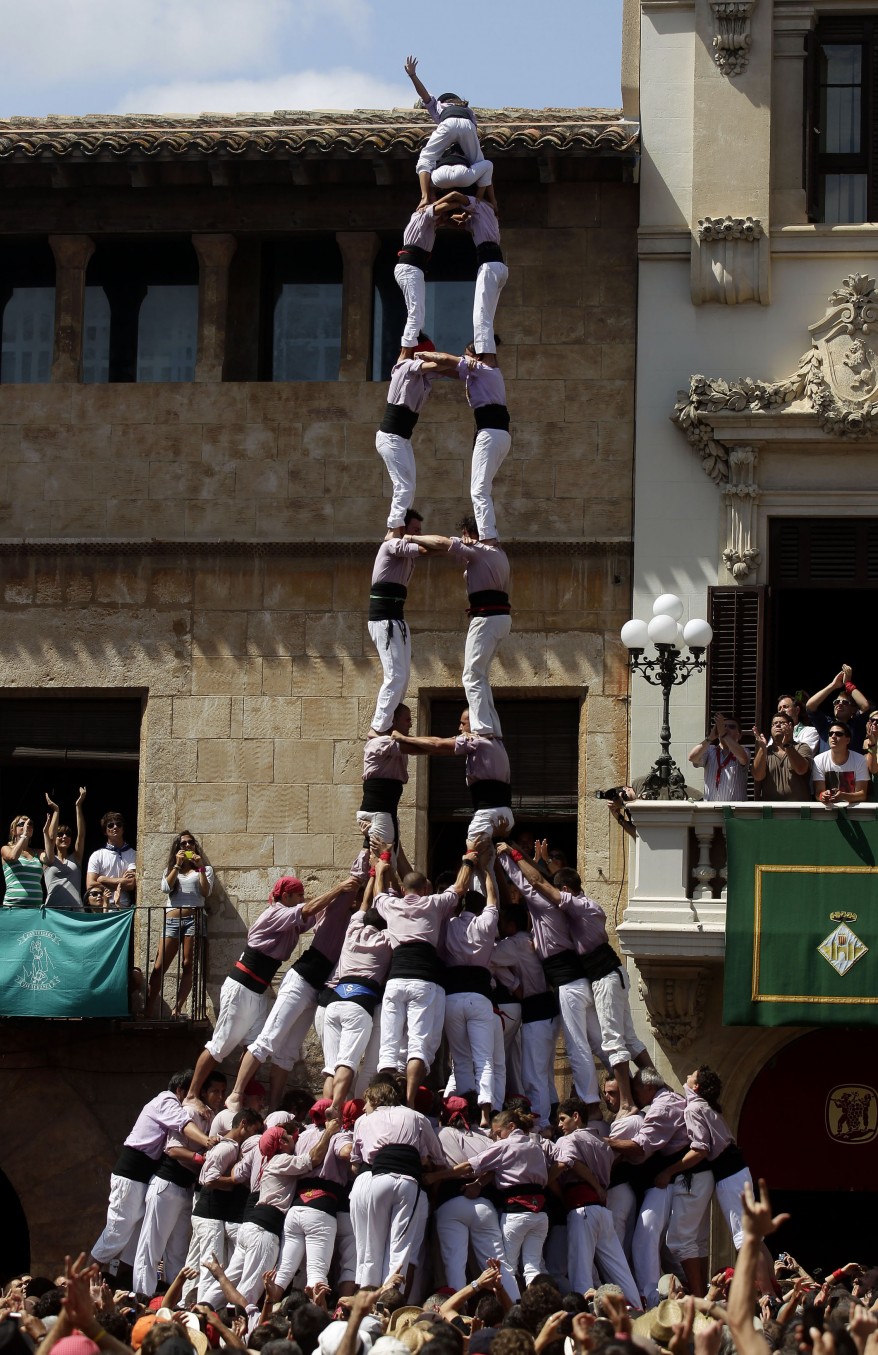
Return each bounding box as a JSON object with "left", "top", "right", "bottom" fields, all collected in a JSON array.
[
  {"left": 568, "top": 1205, "right": 641, "bottom": 1308},
  {"left": 367, "top": 618, "right": 411, "bottom": 735},
  {"left": 335, "top": 1210, "right": 357, "bottom": 1284},
  {"left": 444, "top": 990, "right": 499, "bottom": 1106},
  {"left": 205, "top": 978, "right": 269, "bottom": 1061},
  {"left": 378, "top": 977, "right": 445, "bottom": 1072},
  {"left": 352, "top": 1172, "right": 428, "bottom": 1286},
  {"left": 464, "top": 614, "right": 511, "bottom": 736},
  {"left": 592, "top": 968, "right": 647, "bottom": 1068},
  {"left": 248, "top": 969, "right": 318, "bottom": 1071},
  {"left": 132, "top": 1178, "right": 193, "bottom": 1298},
  {"left": 667, "top": 1171, "right": 714, "bottom": 1261},
  {"left": 435, "top": 1196, "right": 520, "bottom": 1300},
  {"left": 224, "top": 1223, "right": 279, "bottom": 1306},
  {"left": 189, "top": 1217, "right": 228, "bottom": 1302},
  {"left": 497, "top": 1002, "right": 522, "bottom": 1103},
  {"left": 92, "top": 1174, "right": 149, "bottom": 1267},
  {"left": 321, "top": 1000, "right": 375, "bottom": 1076},
  {"left": 632, "top": 1184, "right": 672, "bottom": 1308},
  {"left": 520, "top": 1017, "right": 559, "bottom": 1127},
  {"left": 356, "top": 810, "right": 397, "bottom": 848},
  {"left": 501, "top": 1210, "right": 548, "bottom": 1286},
  {"left": 394, "top": 263, "right": 426, "bottom": 348},
  {"left": 376, "top": 430, "right": 416, "bottom": 529},
  {"left": 431, "top": 160, "right": 493, "bottom": 190},
  {"left": 558, "top": 978, "right": 601, "bottom": 1103},
  {"left": 470, "top": 428, "right": 511, "bottom": 542},
  {"left": 276, "top": 1205, "right": 338, "bottom": 1288},
  {"left": 607, "top": 1181, "right": 637, "bottom": 1256},
  {"left": 473, "top": 262, "right": 508, "bottom": 354},
  {"left": 467, "top": 805, "right": 515, "bottom": 845},
  {"left": 715, "top": 1167, "right": 753, "bottom": 1249}
]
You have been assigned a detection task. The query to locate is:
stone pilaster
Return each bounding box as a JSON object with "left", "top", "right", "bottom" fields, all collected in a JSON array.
[
  {"left": 192, "top": 233, "right": 237, "bottom": 383},
  {"left": 336, "top": 231, "right": 380, "bottom": 380},
  {"left": 48, "top": 234, "right": 95, "bottom": 382}
]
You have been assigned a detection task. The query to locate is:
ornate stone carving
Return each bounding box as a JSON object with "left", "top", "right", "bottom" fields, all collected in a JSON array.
[
  {"left": 692, "top": 215, "right": 768, "bottom": 305},
  {"left": 673, "top": 273, "right": 878, "bottom": 485},
  {"left": 637, "top": 963, "right": 710, "bottom": 1051},
  {"left": 721, "top": 446, "right": 760, "bottom": 580},
  {"left": 710, "top": 1, "right": 756, "bottom": 77},
  {"left": 697, "top": 215, "right": 763, "bottom": 242}
]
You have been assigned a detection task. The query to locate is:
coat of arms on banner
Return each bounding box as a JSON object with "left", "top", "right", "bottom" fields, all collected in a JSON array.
[
  {"left": 16, "top": 929, "right": 61, "bottom": 992},
  {"left": 818, "top": 911, "right": 869, "bottom": 977},
  {"left": 826, "top": 1084, "right": 878, "bottom": 1144}
]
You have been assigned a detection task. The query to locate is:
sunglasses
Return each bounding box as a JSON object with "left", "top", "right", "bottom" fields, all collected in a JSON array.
[
  {"left": 829, "top": 730, "right": 849, "bottom": 738},
  {"left": 105, "top": 820, "right": 124, "bottom": 827},
  {"left": 179, "top": 840, "right": 196, "bottom": 847}
]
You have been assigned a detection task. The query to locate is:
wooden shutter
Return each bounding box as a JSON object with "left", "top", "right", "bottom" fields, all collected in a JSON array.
[
  {"left": 0, "top": 697, "right": 142, "bottom": 758},
  {"left": 706, "top": 587, "right": 765, "bottom": 738},
  {"left": 769, "top": 518, "right": 878, "bottom": 588}
]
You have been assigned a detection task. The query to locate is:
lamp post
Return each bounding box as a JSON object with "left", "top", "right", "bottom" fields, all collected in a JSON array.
[{"left": 620, "top": 594, "right": 713, "bottom": 800}]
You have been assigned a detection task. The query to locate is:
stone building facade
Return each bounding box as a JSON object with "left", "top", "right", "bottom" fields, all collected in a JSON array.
[{"left": 0, "top": 105, "right": 639, "bottom": 1271}]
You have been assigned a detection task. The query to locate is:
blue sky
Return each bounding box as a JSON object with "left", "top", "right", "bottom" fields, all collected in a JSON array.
[{"left": 1, "top": 0, "right": 624, "bottom": 117}]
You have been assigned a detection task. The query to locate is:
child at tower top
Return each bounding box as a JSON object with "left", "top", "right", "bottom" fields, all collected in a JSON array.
[{"left": 404, "top": 55, "right": 497, "bottom": 211}]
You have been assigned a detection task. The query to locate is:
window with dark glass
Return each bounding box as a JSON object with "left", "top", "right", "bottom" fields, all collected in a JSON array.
[
  {"left": 372, "top": 230, "right": 478, "bottom": 382},
  {"left": 0, "top": 241, "right": 55, "bottom": 384},
  {"left": 83, "top": 238, "right": 198, "bottom": 383},
  {"left": 262, "top": 237, "right": 342, "bottom": 381},
  {"left": 809, "top": 19, "right": 875, "bottom": 223}
]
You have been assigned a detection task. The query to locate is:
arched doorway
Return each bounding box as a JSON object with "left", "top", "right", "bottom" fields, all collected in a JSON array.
[
  {"left": 738, "top": 1029, "right": 878, "bottom": 1271},
  {"left": 0, "top": 1167, "right": 30, "bottom": 1285}
]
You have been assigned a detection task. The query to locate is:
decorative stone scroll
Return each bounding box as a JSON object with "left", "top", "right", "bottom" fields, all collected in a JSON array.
[
  {"left": 692, "top": 214, "right": 768, "bottom": 305},
  {"left": 637, "top": 962, "right": 710, "bottom": 1051},
  {"left": 721, "top": 446, "right": 760, "bottom": 580},
  {"left": 710, "top": 1, "right": 757, "bottom": 77}
]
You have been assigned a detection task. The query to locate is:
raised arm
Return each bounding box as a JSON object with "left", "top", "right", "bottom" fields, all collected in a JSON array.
[
  {"left": 411, "top": 534, "right": 455, "bottom": 553},
  {"left": 843, "top": 664, "right": 871, "bottom": 713},
  {"left": 689, "top": 723, "right": 717, "bottom": 767},
  {"left": 807, "top": 672, "right": 846, "bottom": 713},
  {"left": 404, "top": 55, "right": 432, "bottom": 106},
  {"left": 727, "top": 1180, "right": 789, "bottom": 1355},
  {"left": 496, "top": 843, "right": 562, "bottom": 904},
  {"left": 391, "top": 732, "right": 458, "bottom": 756},
  {"left": 43, "top": 793, "right": 59, "bottom": 863},
  {"left": 74, "top": 786, "right": 87, "bottom": 861},
  {"left": 716, "top": 713, "right": 749, "bottom": 767},
  {"left": 751, "top": 729, "right": 768, "bottom": 782},
  {"left": 418, "top": 353, "right": 462, "bottom": 375},
  {"left": 301, "top": 876, "right": 358, "bottom": 920}
]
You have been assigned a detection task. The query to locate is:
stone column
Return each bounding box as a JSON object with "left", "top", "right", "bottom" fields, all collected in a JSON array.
[
  {"left": 48, "top": 235, "right": 95, "bottom": 382},
  {"left": 336, "top": 231, "right": 380, "bottom": 380},
  {"left": 192, "top": 233, "right": 238, "bottom": 383},
  {"left": 771, "top": 5, "right": 817, "bottom": 225}
]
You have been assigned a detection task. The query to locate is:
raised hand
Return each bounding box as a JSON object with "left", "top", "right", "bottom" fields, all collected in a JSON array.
[
  {"left": 404, "top": 55, "right": 418, "bottom": 79},
  {"left": 45, "top": 792, "right": 59, "bottom": 812},
  {"left": 741, "top": 1178, "right": 790, "bottom": 1240}
]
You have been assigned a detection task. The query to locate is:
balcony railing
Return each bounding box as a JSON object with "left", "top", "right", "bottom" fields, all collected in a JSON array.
[{"left": 137, "top": 906, "right": 208, "bottom": 1023}]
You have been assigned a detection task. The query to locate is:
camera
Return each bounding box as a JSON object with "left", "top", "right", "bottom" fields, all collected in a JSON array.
[{"left": 594, "top": 787, "right": 631, "bottom": 801}]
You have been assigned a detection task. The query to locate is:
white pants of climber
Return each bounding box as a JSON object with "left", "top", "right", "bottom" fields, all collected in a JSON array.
[
  {"left": 335, "top": 1211, "right": 357, "bottom": 1285},
  {"left": 715, "top": 1167, "right": 753, "bottom": 1249},
  {"left": 464, "top": 614, "right": 511, "bottom": 736},
  {"left": 378, "top": 977, "right": 445, "bottom": 1072},
  {"left": 321, "top": 1000, "right": 375, "bottom": 1078},
  {"left": 367, "top": 618, "right": 410, "bottom": 735},
  {"left": 520, "top": 1017, "right": 559, "bottom": 1128},
  {"left": 473, "top": 262, "right": 508, "bottom": 354},
  {"left": 205, "top": 978, "right": 269, "bottom": 1061},
  {"left": 188, "top": 1218, "right": 228, "bottom": 1302},
  {"left": 92, "top": 1174, "right": 149, "bottom": 1268},
  {"left": 592, "top": 968, "right": 647, "bottom": 1068},
  {"left": 376, "top": 430, "right": 416, "bottom": 530},
  {"left": 501, "top": 1210, "right": 548, "bottom": 1286},
  {"left": 558, "top": 977, "right": 602, "bottom": 1104},
  {"left": 352, "top": 1172, "right": 428, "bottom": 1286},
  {"left": 248, "top": 969, "right": 318, "bottom": 1071},
  {"left": 394, "top": 263, "right": 426, "bottom": 349},
  {"left": 567, "top": 1204, "right": 641, "bottom": 1308},
  {"left": 607, "top": 1181, "right": 637, "bottom": 1256},
  {"left": 667, "top": 1171, "right": 713, "bottom": 1262},
  {"left": 276, "top": 1206, "right": 337, "bottom": 1289},
  {"left": 445, "top": 990, "right": 499, "bottom": 1107},
  {"left": 132, "top": 1178, "right": 193, "bottom": 1298},
  {"left": 224, "top": 1223, "right": 279, "bottom": 1306},
  {"left": 430, "top": 160, "right": 494, "bottom": 191},
  {"left": 466, "top": 804, "right": 515, "bottom": 845},
  {"left": 435, "top": 1196, "right": 520, "bottom": 1300},
  {"left": 496, "top": 1002, "right": 522, "bottom": 1104},
  {"left": 356, "top": 810, "right": 397, "bottom": 851},
  {"left": 632, "top": 1184, "right": 672, "bottom": 1309},
  {"left": 471, "top": 428, "right": 511, "bottom": 543}
]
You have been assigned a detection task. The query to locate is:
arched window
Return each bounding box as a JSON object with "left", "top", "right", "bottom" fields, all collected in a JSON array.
[
  {"left": 83, "top": 238, "right": 198, "bottom": 383},
  {"left": 0, "top": 241, "right": 55, "bottom": 384},
  {"left": 265, "top": 237, "right": 343, "bottom": 381},
  {"left": 372, "top": 228, "right": 477, "bottom": 381}
]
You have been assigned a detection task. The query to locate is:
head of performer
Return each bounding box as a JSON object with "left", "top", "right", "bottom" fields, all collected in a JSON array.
[
  {"left": 168, "top": 1068, "right": 195, "bottom": 1103},
  {"left": 270, "top": 875, "right": 305, "bottom": 908},
  {"left": 202, "top": 1070, "right": 228, "bottom": 1113},
  {"left": 457, "top": 888, "right": 487, "bottom": 918},
  {"left": 557, "top": 1097, "right": 590, "bottom": 1136},
  {"left": 603, "top": 1078, "right": 621, "bottom": 1115},
  {"left": 499, "top": 902, "right": 528, "bottom": 938},
  {"left": 242, "top": 1078, "right": 268, "bottom": 1113},
  {"left": 458, "top": 514, "right": 479, "bottom": 545},
  {"left": 459, "top": 708, "right": 472, "bottom": 735},
  {"left": 230, "top": 1108, "right": 264, "bottom": 1142},
  {"left": 633, "top": 1066, "right": 666, "bottom": 1110},
  {"left": 342, "top": 1098, "right": 365, "bottom": 1131},
  {"left": 401, "top": 868, "right": 432, "bottom": 898},
  {"left": 465, "top": 337, "right": 501, "bottom": 366},
  {"left": 364, "top": 1079, "right": 402, "bottom": 1113},
  {"left": 308, "top": 1097, "right": 333, "bottom": 1129},
  {"left": 362, "top": 904, "right": 388, "bottom": 932},
  {"left": 687, "top": 1066, "right": 723, "bottom": 1111},
  {"left": 553, "top": 866, "right": 581, "bottom": 894},
  {"left": 437, "top": 91, "right": 469, "bottom": 108},
  {"left": 392, "top": 703, "right": 412, "bottom": 737},
  {"left": 442, "top": 1091, "right": 478, "bottom": 1130},
  {"left": 490, "top": 1106, "right": 534, "bottom": 1140},
  {"left": 413, "top": 333, "right": 435, "bottom": 355},
  {"left": 403, "top": 508, "right": 423, "bottom": 537}
]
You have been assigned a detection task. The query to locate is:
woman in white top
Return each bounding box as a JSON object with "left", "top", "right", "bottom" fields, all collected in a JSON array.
[
  {"left": 41, "top": 787, "right": 87, "bottom": 910},
  {"left": 145, "top": 829, "right": 214, "bottom": 1018}
]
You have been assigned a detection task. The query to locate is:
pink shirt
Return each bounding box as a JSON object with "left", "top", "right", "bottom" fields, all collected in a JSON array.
[
  {"left": 454, "top": 733, "right": 511, "bottom": 785},
  {"left": 375, "top": 888, "right": 460, "bottom": 949},
  {"left": 351, "top": 1106, "right": 445, "bottom": 1166},
  {"left": 551, "top": 1128, "right": 614, "bottom": 1192},
  {"left": 386, "top": 358, "right": 432, "bottom": 413},
  {"left": 466, "top": 1128, "right": 549, "bottom": 1189},
  {"left": 247, "top": 901, "right": 310, "bottom": 962},
  {"left": 457, "top": 358, "right": 507, "bottom": 409},
  {"left": 258, "top": 1151, "right": 318, "bottom": 1211},
  {"left": 330, "top": 912, "right": 394, "bottom": 985},
  {"left": 490, "top": 931, "right": 547, "bottom": 999},
  {"left": 363, "top": 735, "right": 408, "bottom": 784},
  {"left": 125, "top": 1091, "right": 192, "bottom": 1160},
  {"left": 448, "top": 538, "right": 510, "bottom": 592},
  {"left": 465, "top": 198, "right": 501, "bottom": 248},
  {"left": 442, "top": 904, "right": 498, "bottom": 966},
  {"left": 371, "top": 538, "right": 421, "bottom": 587},
  {"left": 683, "top": 1087, "right": 733, "bottom": 1160},
  {"left": 199, "top": 1138, "right": 240, "bottom": 1188},
  {"left": 438, "top": 1124, "right": 492, "bottom": 1167},
  {"left": 234, "top": 1133, "right": 263, "bottom": 1186},
  {"left": 609, "top": 1111, "right": 643, "bottom": 1142},
  {"left": 401, "top": 205, "right": 437, "bottom": 251},
  {"left": 558, "top": 890, "right": 608, "bottom": 954},
  {"left": 633, "top": 1089, "right": 689, "bottom": 1157},
  {"left": 310, "top": 891, "right": 357, "bottom": 964},
  {"left": 500, "top": 857, "right": 576, "bottom": 960}
]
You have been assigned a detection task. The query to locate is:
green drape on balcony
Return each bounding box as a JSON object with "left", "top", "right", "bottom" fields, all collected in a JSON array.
[{"left": 0, "top": 907, "right": 133, "bottom": 1017}]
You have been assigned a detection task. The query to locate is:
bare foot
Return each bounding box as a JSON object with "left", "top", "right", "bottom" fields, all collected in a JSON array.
[{"left": 225, "top": 1093, "right": 243, "bottom": 1113}]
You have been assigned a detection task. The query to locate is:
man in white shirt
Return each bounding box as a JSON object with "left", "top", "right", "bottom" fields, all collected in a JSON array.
[
  {"left": 87, "top": 811, "right": 137, "bottom": 908},
  {"left": 812, "top": 722, "right": 869, "bottom": 804}
]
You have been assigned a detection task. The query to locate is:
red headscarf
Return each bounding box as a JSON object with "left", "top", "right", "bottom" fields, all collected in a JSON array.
[
  {"left": 308, "top": 1097, "right": 333, "bottom": 1127},
  {"left": 270, "top": 875, "right": 303, "bottom": 902},
  {"left": 413, "top": 337, "right": 435, "bottom": 354},
  {"left": 256, "top": 1125, "right": 289, "bottom": 1184},
  {"left": 443, "top": 1095, "right": 470, "bottom": 1129},
  {"left": 342, "top": 1097, "right": 365, "bottom": 1131}
]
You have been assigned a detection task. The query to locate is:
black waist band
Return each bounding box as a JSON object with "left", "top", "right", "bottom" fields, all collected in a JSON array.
[
  {"left": 193, "top": 1185, "right": 228, "bottom": 1221},
  {"left": 319, "top": 974, "right": 382, "bottom": 1016},
  {"left": 443, "top": 964, "right": 493, "bottom": 998},
  {"left": 379, "top": 402, "right": 419, "bottom": 438},
  {"left": 468, "top": 589, "right": 511, "bottom": 617},
  {"left": 154, "top": 1154, "right": 196, "bottom": 1190},
  {"left": 114, "top": 1144, "right": 157, "bottom": 1184},
  {"left": 222, "top": 1182, "right": 253, "bottom": 1223},
  {"left": 233, "top": 945, "right": 281, "bottom": 993},
  {"left": 646, "top": 1147, "right": 688, "bottom": 1187},
  {"left": 246, "top": 1203, "right": 285, "bottom": 1238},
  {"left": 499, "top": 1182, "right": 546, "bottom": 1214},
  {"left": 369, "top": 580, "right": 408, "bottom": 622},
  {"left": 580, "top": 942, "right": 622, "bottom": 983},
  {"left": 438, "top": 105, "right": 476, "bottom": 125},
  {"left": 389, "top": 940, "right": 441, "bottom": 982},
  {"left": 360, "top": 777, "right": 404, "bottom": 813},
  {"left": 372, "top": 1144, "right": 423, "bottom": 1182},
  {"left": 541, "top": 949, "right": 585, "bottom": 988},
  {"left": 473, "top": 404, "right": 510, "bottom": 432},
  {"left": 397, "top": 246, "right": 431, "bottom": 271},
  {"left": 292, "top": 945, "right": 335, "bottom": 989},
  {"left": 710, "top": 1142, "right": 747, "bottom": 1182},
  {"left": 521, "top": 989, "right": 560, "bottom": 1023},
  {"left": 437, "top": 143, "right": 469, "bottom": 167},
  {"left": 297, "top": 1176, "right": 345, "bottom": 1215},
  {"left": 476, "top": 241, "right": 504, "bottom": 265},
  {"left": 470, "top": 779, "right": 512, "bottom": 811}
]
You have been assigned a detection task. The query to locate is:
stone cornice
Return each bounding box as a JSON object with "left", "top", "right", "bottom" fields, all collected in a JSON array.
[
  {"left": 0, "top": 538, "right": 633, "bottom": 558},
  {"left": 0, "top": 109, "right": 639, "bottom": 163}
]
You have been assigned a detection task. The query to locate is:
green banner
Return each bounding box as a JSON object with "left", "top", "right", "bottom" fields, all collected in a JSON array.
[
  {"left": 723, "top": 809, "right": 878, "bottom": 1026},
  {"left": 0, "top": 908, "right": 133, "bottom": 1017}
]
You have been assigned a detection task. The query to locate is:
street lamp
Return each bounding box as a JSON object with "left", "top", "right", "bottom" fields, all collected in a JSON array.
[{"left": 621, "top": 595, "right": 713, "bottom": 800}]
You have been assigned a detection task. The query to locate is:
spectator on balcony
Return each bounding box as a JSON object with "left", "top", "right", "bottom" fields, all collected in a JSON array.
[
  {"left": 86, "top": 812, "right": 137, "bottom": 909},
  {"left": 687, "top": 713, "right": 749, "bottom": 801},
  {"left": 775, "top": 694, "right": 819, "bottom": 752},
  {"left": 2, "top": 814, "right": 44, "bottom": 907},
  {"left": 145, "top": 831, "right": 214, "bottom": 1020},
  {"left": 864, "top": 712, "right": 878, "bottom": 799},
  {"left": 752, "top": 714, "right": 813, "bottom": 801},
  {"left": 812, "top": 722, "right": 869, "bottom": 805},
  {"left": 42, "top": 787, "right": 87, "bottom": 910},
  {"left": 806, "top": 666, "right": 871, "bottom": 748}
]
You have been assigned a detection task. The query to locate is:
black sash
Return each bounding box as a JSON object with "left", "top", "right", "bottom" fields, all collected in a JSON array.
[
  {"left": 360, "top": 777, "right": 404, "bottom": 813},
  {"left": 233, "top": 945, "right": 281, "bottom": 993},
  {"left": 470, "top": 779, "right": 512, "bottom": 811},
  {"left": 644, "top": 1147, "right": 688, "bottom": 1189},
  {"left": 245, "top": 1203, "right": 285, "bottom": 1238},
  {"left": 541, "top": 949, "right": 585, "bottom": 988},
  {"left": 492, "top": 979, "right": 515, "bottom": 1005},
  {"left": 609, "top": 1159, "right": 639, "bottom": 1188},
  {"left": 438, "top": 104, "right": 476, "bottom": 125},
  {"left": 499, "top": 1182, "right": 546, "bottom": 1214},
  {"left": 193, "top": 1186, "right": 227, "bottom": 1221},
  {"left": 476, "top": 241, "right": 504, "bottom": 266},
  {"left": 396, "top": 246, "right": 431, "bottom": 272},
  {"left": 369, "top": 580, "right": 407, "bottom": 622},
  {"left": 379, "top": 402, "right": 419, "bottom": 438},
  {"left": 114, "top": 1144, "right": 157, "bottom": 1185},
  {"left": 473, "top": 404, "right": 510, "bottom": 432},
  {"left": 580, "top": 943, "right": 622, "bottom": 983},
  {"left": 443, "top": 964, "right": 492, "bottom": 998},
  {"left": 154, "top": 1154, "right": 196, "bottom": 1190},
  {"left": 710, "top": 1142, "right": 747, "bottom": 1182},
  {"left": 372, "top": 1144, "right": 423, "bottom": 1182},
  {"left": 435, "top": 1179, "right": 470, "bottom": 1207},
  {"left": 222, "top": 1182, "right": 252, "bottom": 1223},
  {"left": 389, "top": 939, "right": 441, "bottom": 982},
  {"left": 521, "top": 989, "right": 560, "bottom": 1023},
  {"left": 319, "top": 974, "right": 382, "bottom": 1016},
  {"left": 468, "top": 589, "right": 511, "bottom": 617},
  {"left": 292, "top": 945, "right": 335, "bottom": 989},
  {"left": 296, "top": 1175, "right": 346, "bottom": 1216}
]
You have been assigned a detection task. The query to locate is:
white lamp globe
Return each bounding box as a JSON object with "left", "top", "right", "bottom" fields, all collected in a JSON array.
[
  {"left": 647, "top": 613, "right": 679, "bottom": 644},
  {"left": 620, "top": 619, "right": 649, "bottom": 649},
  {"left": 652, "top": 593, "right": 684, "bottom": 620},
  {"left": 683, "top": 618, "right": 713, "bottom": 647}
]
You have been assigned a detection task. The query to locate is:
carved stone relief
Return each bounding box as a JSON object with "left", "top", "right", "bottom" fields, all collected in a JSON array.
[
  {"left": 637, "top": 962, "right": 710, "bottom": 1051},
  {"left": 692, "top": 215, "right": 768, "bottom": 305},
  {"left": 721, "top": 446, "right": 760, "bottom": 580},
  {"left": 710, "top": 1, "right": 756, "bottom": 77}
]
